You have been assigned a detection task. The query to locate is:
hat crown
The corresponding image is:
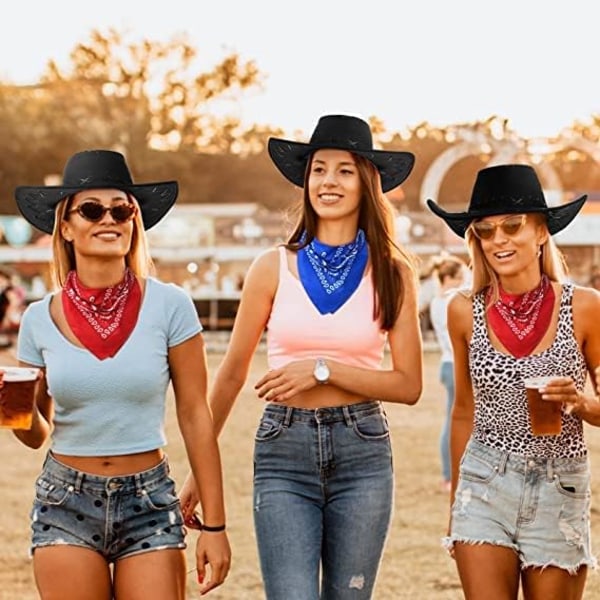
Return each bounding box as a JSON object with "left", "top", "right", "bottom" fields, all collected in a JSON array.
[
  {"left": 62, "top": 150, "right": 134, "bottom": 188},
  {"left": 308, "top": 115, "right": 374, "bottom": 152},
  {"left": 469, "top": 164, "right": 548, "bottom": 213}
]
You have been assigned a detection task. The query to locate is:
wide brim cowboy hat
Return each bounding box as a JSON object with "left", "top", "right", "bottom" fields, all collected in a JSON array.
[
  {"left": 426, "top": 163, "right": 587, "bottom": 238},
  {"left": 14, "top": 149, "right": 178, "bottom": 235},
  {"left": 268, "top": 114, "right": 415, "bottom": 193}
]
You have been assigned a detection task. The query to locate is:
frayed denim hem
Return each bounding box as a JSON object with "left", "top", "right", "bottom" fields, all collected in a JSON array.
[
  {"left": 441, "top": 535, "right": 518, "bottom": 555},
  {"left": 520, "top": 556, "right": 598, "bottom": 576}
]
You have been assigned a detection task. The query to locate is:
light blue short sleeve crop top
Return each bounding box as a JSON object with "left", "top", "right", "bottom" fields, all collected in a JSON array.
[{"left": 17, "top": 278, "right": 202, "bottom": 456}]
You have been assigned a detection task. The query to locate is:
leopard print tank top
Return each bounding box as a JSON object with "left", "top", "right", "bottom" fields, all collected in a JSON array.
[{"left": 470, "top": 283, "right": 587, "bottom": 458}]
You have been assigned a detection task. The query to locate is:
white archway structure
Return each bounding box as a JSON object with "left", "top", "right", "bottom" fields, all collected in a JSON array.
[{"left": 419, "top": 120, "right": 569, "bottom": 209}]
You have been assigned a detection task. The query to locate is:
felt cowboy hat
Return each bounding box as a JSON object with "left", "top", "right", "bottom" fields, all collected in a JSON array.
[
  {"left": 268, "top": 114, "right": 415, "bottom": 193},
  {"left": 426, "top": 163, "right": 587, "bottom": 238},
  {"left": 14, "top": 150, "right": 178, "bottom": 234}
]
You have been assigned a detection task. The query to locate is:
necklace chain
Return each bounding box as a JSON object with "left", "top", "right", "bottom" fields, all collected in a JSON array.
[{"left": 64, "top": 269, "right": 135, "bottom": 339}]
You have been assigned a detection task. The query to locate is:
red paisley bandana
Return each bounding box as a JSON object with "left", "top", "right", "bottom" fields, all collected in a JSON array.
[
  {"left": 62, "top": 269, "right": 142, "bottom": 360},
  {"left": 486, "top": 275, "right": 555, "bottom": 358}
]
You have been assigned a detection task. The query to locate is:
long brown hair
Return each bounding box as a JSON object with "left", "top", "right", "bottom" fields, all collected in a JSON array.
[
  {"left": 285, "top": 153, "right": 418, "bottom": 330},
  {"left": 51, "top": 194, "right": 155, "bottom": 289}
]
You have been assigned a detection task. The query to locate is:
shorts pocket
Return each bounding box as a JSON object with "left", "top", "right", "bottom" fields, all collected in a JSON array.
[
  {"left": 254, "top": 415, "right": 285, "bottom": 442},
  {"left": 34, "top": 477, "right": 74, "bottom": 507},
  {"left": 352, "top": 411, "right": 390, "bottom": 441},
  {"left": 141, "top": 477, "right": 181, "bottom": 512},
  {"left": 555, "top": 471, "right": 590, "bottom": 499},
  {"left": 459, "top": 452, "right": 498, "bottom": 484}
]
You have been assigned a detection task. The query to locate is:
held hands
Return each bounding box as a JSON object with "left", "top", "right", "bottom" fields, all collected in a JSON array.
[
  {"left": 194, "top": 527, "right": 231, "bottom": 595},
  {"left": 179, "top": 473, "right": 201, "bottom": 527},
  {"left": 254, "top": 360, "right": 322, "bottom": 403},
  {"left": 179, "top": 475, "right": 231, "bottom": 594}
]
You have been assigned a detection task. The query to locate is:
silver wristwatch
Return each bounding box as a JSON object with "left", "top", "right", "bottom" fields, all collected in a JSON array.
[{"left": 313, "top": 357, "right": 330, "bottom": 384}]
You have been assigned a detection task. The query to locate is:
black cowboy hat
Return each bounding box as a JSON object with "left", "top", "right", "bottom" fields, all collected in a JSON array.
[
  {"left": 268, "top": 114, "right": 415, "bottom": 193},
  {"left": 426, "top": 163, "right": 587, "bottom": 238},
  {"left": 14, "top": 150, "right": 178, "bottom": 234}
]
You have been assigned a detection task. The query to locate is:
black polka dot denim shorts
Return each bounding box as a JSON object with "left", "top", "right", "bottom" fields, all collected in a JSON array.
[{"left": 30, "top": 452, "right": 186, "bottom": 562}]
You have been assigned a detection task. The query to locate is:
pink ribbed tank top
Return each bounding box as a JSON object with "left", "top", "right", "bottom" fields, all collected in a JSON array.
[{"left": 266, "top": 247, "right": 387, "bottom": 370}]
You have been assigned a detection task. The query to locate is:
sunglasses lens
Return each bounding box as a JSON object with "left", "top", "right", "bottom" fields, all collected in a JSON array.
[
  {"left": 78, "top": 202, "right": 105, "bottom": 221},
  {"left": 501, "top": 217, "right": 524, "bottom": 235},
  {"left": 76, "top": 202, "right": 135, "bottom": 223},
  {"left": 472, "top": 223, "right": 494, "bottom": 240},
  {"left": 111, "top": 204, "right": 135, "bottom": 222}
]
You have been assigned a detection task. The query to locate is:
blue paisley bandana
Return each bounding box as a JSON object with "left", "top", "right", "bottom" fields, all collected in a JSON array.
[{"left": 297, "top": 229, "right": 368, "bottom": 314}]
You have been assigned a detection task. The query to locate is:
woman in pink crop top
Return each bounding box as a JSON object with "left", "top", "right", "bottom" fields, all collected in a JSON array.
[
  {"left": 180, "top": 114, "right": 424, "bottom": 599},
  {"left": 8, "top": 150, "right": 231, "bottom": 598},
  {"left": 428, "top": 164, "right": 600, "bottom": 599}
]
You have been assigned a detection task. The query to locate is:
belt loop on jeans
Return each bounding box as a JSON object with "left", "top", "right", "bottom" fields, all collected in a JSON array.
[
  {"left": 342, "top": 405, "right": 353, "bottom": 427},
  {"left": 134, "top": 472, "right": 144, "bottom": 496},
  {"left": 546, "top": 460, "right": 555, "bottom": 482},
  {"left": 497, "top": 452, "right": 508, "bottom": 475},
  {"left": 74, "top": 471, "right": 84, "bottom": 494},
  {"left": 283, "top": 406, "right": 293, "bottom": 427}
]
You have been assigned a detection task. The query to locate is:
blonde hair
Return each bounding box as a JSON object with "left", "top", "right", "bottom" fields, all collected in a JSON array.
[
  {"left": 50, "top": 194, "right": 155, "bottom": 289},
  {"left": 465, "top": 213, "right": 568, "bottom": 304}
]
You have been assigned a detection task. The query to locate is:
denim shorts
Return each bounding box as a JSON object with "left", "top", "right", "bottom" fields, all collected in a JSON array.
[
  {"left": 446, "top": 439, "right": 596, "bottom": 573},
  {"left": 31, "top": 452, "right": 186, "bottom": 562}
]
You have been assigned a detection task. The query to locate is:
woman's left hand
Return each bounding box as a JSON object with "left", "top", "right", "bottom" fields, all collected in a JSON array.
[
  {"left": 254, "top": 360, "right": 319, "bottom": 403},
  {"left": 195, "top": 531, "right": 231, "bottom": 595}
]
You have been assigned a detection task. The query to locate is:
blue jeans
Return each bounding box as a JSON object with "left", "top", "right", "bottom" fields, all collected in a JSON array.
[
  {"left": 439, "top": 361, "right": 454, "bottom": 482},
  {"left": 253, "top": 401, "right": 394, "bottom": 600}
]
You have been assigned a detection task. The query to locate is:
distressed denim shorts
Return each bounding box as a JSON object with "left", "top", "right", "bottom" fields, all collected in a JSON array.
[
  {"left": 31, "top": 452, "right": 186, "bottom": 562},
  {"left": 445, "top": 439, "right": 596, "bottom": 572}
]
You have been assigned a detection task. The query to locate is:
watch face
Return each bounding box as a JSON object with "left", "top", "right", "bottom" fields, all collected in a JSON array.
[{"left": 314, "top": 359, "right": 329, "bottom": 383}]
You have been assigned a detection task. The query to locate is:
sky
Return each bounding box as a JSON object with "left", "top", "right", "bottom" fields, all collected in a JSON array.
[{"left": 1, "top": 0, "right": 598, "bottom": 140}]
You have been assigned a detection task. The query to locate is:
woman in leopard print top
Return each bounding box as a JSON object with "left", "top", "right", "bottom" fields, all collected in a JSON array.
[{"left": 427, "top": 164, "right": 600, "bottom": 600}]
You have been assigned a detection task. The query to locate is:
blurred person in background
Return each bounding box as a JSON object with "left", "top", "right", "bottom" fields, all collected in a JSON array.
[
  {"left": 428, "top": 164, "right": 600, "bottom": 600},
  {"left": 0, "top": 267, "right": 26, "bottom": 348},
  {"left": 8, "top": 150, "right": 230, "bottom": 599},
  {"left": 428, "top": 253, "right": 468, "bottom": 492},
  {"left": 180, "top": 114, "right": 423, "bottom": 599}
]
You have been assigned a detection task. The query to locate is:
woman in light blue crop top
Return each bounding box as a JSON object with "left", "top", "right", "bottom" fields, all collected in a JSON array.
[
  {"left": 427, "top": 164, "right": 600, "bottom": 600},
  {"left": 179, "top": 115, "right": 424, "bottom": 599},
  {"left": 7, "top": 150, "right": 231, "bottom": 599}
]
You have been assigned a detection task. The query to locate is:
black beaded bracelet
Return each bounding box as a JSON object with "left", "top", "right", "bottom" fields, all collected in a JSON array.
[{"left": 201, "top": 523, "right": 226, "bottom": 532}]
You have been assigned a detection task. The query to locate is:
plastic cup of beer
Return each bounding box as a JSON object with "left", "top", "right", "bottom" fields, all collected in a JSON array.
[
  {"left": 0, "top": 367, "right": 40, "bottom": 429},
  {"left": 524, "top": 376, "right": 562, "bottom": 436}
]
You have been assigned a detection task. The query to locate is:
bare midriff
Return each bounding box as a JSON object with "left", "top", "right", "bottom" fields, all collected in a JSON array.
[
  {"left": 274, "top": 387, "right": 370, "bottom": 410},
  {"left": 52, "top": 448, "right": 164, "bottom": 476}
]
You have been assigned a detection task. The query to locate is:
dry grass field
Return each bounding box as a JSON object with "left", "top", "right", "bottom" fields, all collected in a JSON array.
[{"left": 2, "top": 347, "right": 600, "bottom": 599}]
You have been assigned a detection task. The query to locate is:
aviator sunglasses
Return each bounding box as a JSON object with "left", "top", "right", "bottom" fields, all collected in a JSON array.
[
  {"left": 69, "top": 201, "right": 137, "bottom": 224},
  {"left": 469, "top": 214, "right": 527, "bottom": 241}
]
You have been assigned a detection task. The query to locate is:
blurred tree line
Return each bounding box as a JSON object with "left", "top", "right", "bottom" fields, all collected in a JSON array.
[{"left": 1, "top": 29, "right": 599, "bottom": 216}]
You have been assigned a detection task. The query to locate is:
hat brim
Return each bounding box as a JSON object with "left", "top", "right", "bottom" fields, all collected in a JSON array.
[
  {"left": 15, "top": 181, "right": 178, "bottom": 234},
  {"left": 268, "top": 138, "right": 414, "bottom": 193},
  {"left": 426, "top": 195, "right": 588, "bottom": 238}
]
